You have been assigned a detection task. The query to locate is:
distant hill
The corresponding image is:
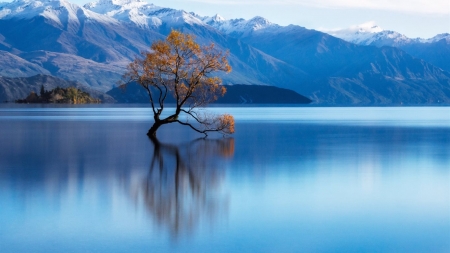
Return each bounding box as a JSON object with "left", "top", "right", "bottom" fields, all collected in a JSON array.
[
  {"left": 0, "top": 75, "right": 115, "bottom": 103},
  {"left": 217, "top": 85, "right": 311, "bottom": 104},
  {"left": 16, "top": 86, "right": 101, "bottom": 104},
  {"left": 107, "top": 83, "right": 312, "bottom": 104}
]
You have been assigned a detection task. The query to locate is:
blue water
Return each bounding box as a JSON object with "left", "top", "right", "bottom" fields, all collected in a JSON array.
[{"left": 0, "top": 106, "right": 449, "bottom": 252}]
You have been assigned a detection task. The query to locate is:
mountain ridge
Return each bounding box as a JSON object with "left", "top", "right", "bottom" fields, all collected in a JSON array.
[
  {"left": 325, "top": 22, "right": 450, "bottom": 45},
  {"left": 0, "top": 0, "right": 449, "bottom": 105},
  {"left": 326, "top": 22, "right": 450, "bottom": 72}
]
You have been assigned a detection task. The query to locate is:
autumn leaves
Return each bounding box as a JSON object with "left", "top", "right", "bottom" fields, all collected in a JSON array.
[{"left": 123, "top": 30, "right": 235, "bottom": 137}]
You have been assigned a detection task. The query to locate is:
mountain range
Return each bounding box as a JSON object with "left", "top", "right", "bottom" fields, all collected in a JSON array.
[
  {"left": 327, "top": 22, "right": 450, "bottom": 73},
  {"left": 0, "top": 0, "right": 449, "bottom": 105}
]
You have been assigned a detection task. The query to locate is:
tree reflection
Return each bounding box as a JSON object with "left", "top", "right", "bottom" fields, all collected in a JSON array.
[{"left": 128, "top": 137, "right": 235, "bottom": 239}]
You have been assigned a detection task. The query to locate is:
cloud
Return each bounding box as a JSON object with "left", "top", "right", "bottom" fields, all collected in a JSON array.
[{"left": 186, "top": 0, "right": 450, "bottom": 15}]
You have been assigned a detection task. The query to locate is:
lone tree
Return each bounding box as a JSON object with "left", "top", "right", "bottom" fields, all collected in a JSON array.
[{"left": 123, "top": 30, "right": 235, "bottom": 138}]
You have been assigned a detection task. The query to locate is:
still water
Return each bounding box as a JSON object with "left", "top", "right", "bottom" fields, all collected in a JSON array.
[{"left": 0, "top": 106, "right": 449, "bottom": 252}]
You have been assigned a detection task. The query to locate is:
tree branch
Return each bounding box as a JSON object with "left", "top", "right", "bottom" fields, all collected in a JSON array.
[{"left": 176, "top": 120, "right": 209, "bottom": 137}]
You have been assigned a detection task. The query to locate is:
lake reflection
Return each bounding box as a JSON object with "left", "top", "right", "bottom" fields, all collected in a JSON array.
[
  {"left": 0, "top": 106, "right": 449, "bottom": 252},
  {"left": 129, "top": 137, "right": 234, "bottom": 239}
]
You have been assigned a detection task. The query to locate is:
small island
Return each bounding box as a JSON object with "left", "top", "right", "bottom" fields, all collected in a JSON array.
[{"left": 16, "top": 86, "right": 101, "bottom": 104}]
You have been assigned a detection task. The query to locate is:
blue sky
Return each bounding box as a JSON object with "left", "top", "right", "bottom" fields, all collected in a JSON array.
[{"left": 34, "top": 0, "right": 450, "bottom": 38}]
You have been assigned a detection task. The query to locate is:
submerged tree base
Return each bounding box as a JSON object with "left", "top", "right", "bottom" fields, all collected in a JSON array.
[
  {"left": 147, "top": 127, "right": 158, "bottom": 138},
  {"left": 146, "top": 112, "right": 235, "bottom": 138}
]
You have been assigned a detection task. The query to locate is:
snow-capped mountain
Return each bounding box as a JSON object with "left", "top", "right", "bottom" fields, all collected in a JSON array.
[
  {"left": 0, "top": 0, "right": 117, "bottom": 26},
  {"left": 324, "top": 22, "right": 450, "bottom": 72},
  {"left": 0, "top": 0, "right": 165, "bottom": 89},
  {"left": 1, "top": 0, "right": 450, "bottom": 104},
  {"left": 326, "top": 22, "right": 413, "bottom": 46},
  {"left": 202, "top": 15, "right": 278, "bottom": 37},
  {"left": 0, "top": 0, "right": 309, "bottom": 91},
  {"left": 83, "top": 0, "right": 205, "bottom": 28},
  {"left": 327, "top": 21, "right": 450, "bottom": 47},
  {"left": 83, "top": 0, "right": 278, "bottom": 36},
  {"left": 425, "top": 33, "right": 450, "bottom": 43}
]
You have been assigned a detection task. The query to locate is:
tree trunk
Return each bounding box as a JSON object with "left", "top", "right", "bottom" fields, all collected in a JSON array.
[
  {"left": 147, "top": 122, "right": 162, "bottom": 138},
  {"left": 147, "top": 114, "right": 178, "bottom": 138}
]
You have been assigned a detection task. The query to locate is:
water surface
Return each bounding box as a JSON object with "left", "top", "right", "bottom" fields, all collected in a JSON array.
[{"left": 0, "top": 106, "right": 449, "bottom": 252}]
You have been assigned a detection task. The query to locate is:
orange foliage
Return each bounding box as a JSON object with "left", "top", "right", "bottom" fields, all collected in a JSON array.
[
  {"left": 218, "top": 114, "right": 235, "bottom": 135},
  {"left": 124, "top": 30, "right": 231, "bottom": 108},
  {"left": 122, "top": 30, "right": 235, "bottom": 136}
]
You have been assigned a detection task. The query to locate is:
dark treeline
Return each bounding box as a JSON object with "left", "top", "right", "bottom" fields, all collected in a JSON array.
[{"left": 16, "top": 85, "right": 101, "bottom": 104}]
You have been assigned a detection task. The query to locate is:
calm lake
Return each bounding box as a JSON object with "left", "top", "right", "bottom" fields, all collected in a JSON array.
[{"left": 0, "top": 106, "right": 449, "bottom": 252}]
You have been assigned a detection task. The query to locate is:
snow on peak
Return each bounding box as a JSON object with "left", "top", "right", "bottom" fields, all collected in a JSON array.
[
  {"left": 248, "top": 16, "right": 272, "bottom": 28},
  {"left": 327, "top": 22, "right": 449, "bottom": 46},
  {"left": 84, "top": 0, "right": 163, "bottom": 27},
  {"left": 211, "top": 14, "right": 225, "bottom": 22},
  {"left": 84, "top": 0, "right": 148, "bottom": 10},
  {"left": 202, "top": 13, "right": 225, "bottom": 26},
  {"left": 203, "top": 13, "right": 229, "bottom": 27},
  {"left": 84, "top": 0, "right": 206, "bottom": 28},
  {"left": 323, "top": 21, "right": 416, "bottom": 46},
  {"left": 350, "top": 21, "right": 383, "bottom": 34},
  {"left": 203, "top": 15, "right": 276, "bottom": 36},
  {"left": 325, "top": 21, "right": 383, "bottom": 40},
  {"left": 424, "top": 33, "right": 450, "bottom": 43},
  {"left": 0, "top": 0, "right": 116, "bottom": 26},
  {"left": 110, "top": 0, "right": 144, "bottom": 5}
]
